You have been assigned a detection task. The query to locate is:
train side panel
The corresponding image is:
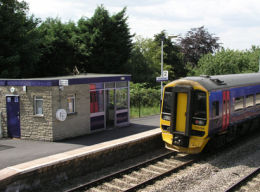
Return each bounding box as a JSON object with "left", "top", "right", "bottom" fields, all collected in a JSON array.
[{"left": 209, "top": 90, "right": 223, "bottom": 136}]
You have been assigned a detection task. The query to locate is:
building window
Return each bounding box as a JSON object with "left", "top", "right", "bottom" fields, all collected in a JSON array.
[
  {"left": 90, "top": 83, "right": 105, "bottom": 114},
  {"left": 90, "top": 90, "right": 104, "bottom": 113},
  {"left": 67, "top": 95, "right": 75, "bottom": 113},
  {"left": 234, "top": 97, "right": 244, "bottom": 111},
  {"left": 116, "top": 88, "right": 128, "bottom": 110},
  {"left": 34, "top": 96, "right": 43, "bottom": 115},
  {"left": 212, "top": 101, "right": 219, "bottom": 117},
  {"left": 116, "top": 81, "right": 128, "bottom": 88},
  {"left": 246, "top": 95, "right": 254, "bottom": 108}
]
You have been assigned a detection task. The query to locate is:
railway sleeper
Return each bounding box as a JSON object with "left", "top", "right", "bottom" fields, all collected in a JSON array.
[
  {"left": 103, "top": 182, "right": 127, "bottom": 191},
  {"left": 113, "top": 178, "right": 136, "bottom": 187},
  {"left": 141, "top": 168, "right": 161, "bottom": 175},
  {"left": 149, "top": 164, "right": 168, "bottom": 172},
  {"left": 157, "top": 161, "right": 174, "bottom": 168},
  {"left": 89, "top": 188, "right": 106, "bottom": 192},
  {"left": 123, "top": 175, "right": 139, "bottom": 182}
]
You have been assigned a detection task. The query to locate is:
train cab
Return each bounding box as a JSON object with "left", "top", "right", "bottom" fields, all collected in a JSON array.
[{"left": 160, "top": 79, "right": 210, "bottom": 154}]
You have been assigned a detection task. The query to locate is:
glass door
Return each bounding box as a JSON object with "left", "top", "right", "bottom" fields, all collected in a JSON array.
[{"left": 106, "top": 89, "right": 115, "bottom": 128}]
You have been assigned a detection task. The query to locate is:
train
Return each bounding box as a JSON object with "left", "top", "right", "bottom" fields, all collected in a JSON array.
[{"left": 160, "top": 73, "right": 260, "bottom": 154}]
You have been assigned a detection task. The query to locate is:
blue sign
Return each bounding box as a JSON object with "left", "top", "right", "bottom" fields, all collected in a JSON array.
[{"left": 156, "top": 77, "right": 168, "bottom": 82}]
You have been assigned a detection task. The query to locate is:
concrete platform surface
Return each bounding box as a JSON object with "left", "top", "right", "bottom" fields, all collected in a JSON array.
[{"left": 0, "top": 115, "right": 160, "bottom": 170}]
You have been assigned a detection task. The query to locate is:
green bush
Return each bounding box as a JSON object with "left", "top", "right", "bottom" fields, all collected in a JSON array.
[{"left": 130, "top": 82, "right": 160, "bottom": 107}]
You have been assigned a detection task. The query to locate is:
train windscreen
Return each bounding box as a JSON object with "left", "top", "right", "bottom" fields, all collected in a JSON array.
[
  {"left": 193, "top": 91, "right": 207, "bottom": 125},
  {"left": 162, "top": 87, "right": 172, "bottom": 114}
]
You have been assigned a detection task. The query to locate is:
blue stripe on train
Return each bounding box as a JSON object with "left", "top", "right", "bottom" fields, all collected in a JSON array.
[{"left": 208, "top": 84, "right": 260, "bottom": 137}]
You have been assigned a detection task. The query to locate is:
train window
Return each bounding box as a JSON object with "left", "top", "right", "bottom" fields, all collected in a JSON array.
[
  {"left": 256, "top": 93, "right": 260, "bottom": 105},
  {"left": 193, "top": 91, "right": 206, "bottom": 119},
  {"left": 162, "top": 87, "right": 172, "bottom": 114},
  {"left": 234, "top": 97, "right": 244, "bottom": 111},
  {"left": 246, "top": 95, "right": 254, "bottom": 108},
  {"left": 212, "top": 101, "right": 219, "bottom": 117}
]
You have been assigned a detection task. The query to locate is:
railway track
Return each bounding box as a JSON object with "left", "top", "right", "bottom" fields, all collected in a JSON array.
[
  {"left": 64, "top": 151, "right": 197, "bottom": 192},
  {"left": 225, "top": 167, "right": 260, "bottom": 192}
]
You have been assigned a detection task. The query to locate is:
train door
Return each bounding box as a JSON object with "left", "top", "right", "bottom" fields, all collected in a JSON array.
[
  {"left": 176, "top": 93, "right": 187, "bottom": 133},
  {"left": 222, "top": 90, "right": 230, "bottom": 131},
  {"left": 170, "top": 86, "right": 192, "bottom": 136},
  {"left": 105, "top": 89, "right": 115, "bottom": 128}
]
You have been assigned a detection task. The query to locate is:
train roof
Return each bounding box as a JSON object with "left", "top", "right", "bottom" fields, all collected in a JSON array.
[{"left": 183, "top": 73, "right": 260, "bottom": 91}]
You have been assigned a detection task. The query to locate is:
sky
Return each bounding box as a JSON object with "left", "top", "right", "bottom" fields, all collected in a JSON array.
[{"left": 23, "top": 0, "right": 260, "bottom": 50}]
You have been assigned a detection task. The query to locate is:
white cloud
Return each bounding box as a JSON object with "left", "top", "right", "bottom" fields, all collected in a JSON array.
[{"left": 21, "top": 0, "right": 260, "bottom": 50}]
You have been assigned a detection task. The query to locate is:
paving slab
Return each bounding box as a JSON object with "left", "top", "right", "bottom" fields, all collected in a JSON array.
[{"left": 0, "top": 115, "right": 160, "bottom": 170}]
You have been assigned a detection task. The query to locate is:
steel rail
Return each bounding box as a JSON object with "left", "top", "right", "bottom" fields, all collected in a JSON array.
[
  {"left": 64, "top": 151, "right": 177, "bottom": 192},
  {"left": 225, "top": 167, "right": 260, "bottom": 192}
]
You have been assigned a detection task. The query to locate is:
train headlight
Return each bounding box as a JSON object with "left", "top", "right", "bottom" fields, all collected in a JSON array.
[{"left": 194, "top": 119, "right": 206, "bottom": 126}]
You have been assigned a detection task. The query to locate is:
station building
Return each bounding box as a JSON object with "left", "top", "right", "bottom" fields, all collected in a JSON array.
[{"left": 0, "top": 74, "right": 131, "bottom": 141}]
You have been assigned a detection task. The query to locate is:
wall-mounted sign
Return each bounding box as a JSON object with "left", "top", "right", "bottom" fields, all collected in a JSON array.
[
  {"left": 59, "top": 80, "right": 69, "bottom": 86},
  {"left": 10, "top": 87, "right": 15, "bottom": 93},
  {"left": 56, "top": 109, "right": 67, "bottom": 121}
]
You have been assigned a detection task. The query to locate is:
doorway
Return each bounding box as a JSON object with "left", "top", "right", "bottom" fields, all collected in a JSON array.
[
  {"left": 6, "top": 96, "right": 21, "bottom": 138},
  {"left": 106, "top": 89, "right": 115, "bottom": 128}
]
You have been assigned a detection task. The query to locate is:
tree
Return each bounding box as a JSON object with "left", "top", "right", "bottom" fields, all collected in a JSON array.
[
  {"left": 179, "top": 26, "right": 221, "bottom": 67},
  {"left": 77, "top": 6, "right": 133, "bottom": 74},
  {"left": 193, "top": 47, "right": 260, "bottom": 75},
  {"left": 128, "top": 36, "right": 161, "bottom": 85},
  {"left": 0, "top": 0, "right": 41, "bottom": 78},
  {"left": 35, "top": 18, "right": 78, "bottom": 77},
  {"left": 154, "top": 31, "right": 187, "bottom": 80}
]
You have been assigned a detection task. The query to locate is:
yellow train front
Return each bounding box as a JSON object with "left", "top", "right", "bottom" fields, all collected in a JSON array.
[
  {"left": 160, "top": 78, "right": 210, "bottom": 154},
  {"left": 161, "top": 73, "right": 260, "bottom": 154}
]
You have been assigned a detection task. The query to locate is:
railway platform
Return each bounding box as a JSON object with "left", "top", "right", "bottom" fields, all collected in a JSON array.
[{"left": 0, "top": 115, "right": 162, "bottom": 192}]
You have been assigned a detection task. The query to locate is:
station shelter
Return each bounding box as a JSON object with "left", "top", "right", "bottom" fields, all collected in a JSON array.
[{"left": 0, "top": 74, "right": 131, "bottom": 141}]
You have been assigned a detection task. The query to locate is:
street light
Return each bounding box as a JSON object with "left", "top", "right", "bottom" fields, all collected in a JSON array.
[
  {"left": 259, "top": 55, "right": 260, "bottom": 72},
  {"left": 160, "top": 35, "right": 178, "bottom": 100}
]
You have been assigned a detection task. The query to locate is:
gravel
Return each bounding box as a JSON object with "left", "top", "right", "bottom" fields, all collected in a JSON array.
[
  {"left": 43, "top": 132, "right": 260, "bottom": 192},
  {"left": 142, "top": 132, "right": 260, "bottom": 192}
]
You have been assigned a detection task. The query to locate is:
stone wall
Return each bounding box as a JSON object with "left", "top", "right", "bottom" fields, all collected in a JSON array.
[
  {"left": 0, "top": 132, "right": 163, "bottom": 192},
  {"left": 0, "top": 86, "right": 53, "bottom": 141},
  {"left": 52, "top": 84, "right": 90, "bottom": 141},
  {"left": 0, "top": 84, "right": 91, "bottom": 141}
]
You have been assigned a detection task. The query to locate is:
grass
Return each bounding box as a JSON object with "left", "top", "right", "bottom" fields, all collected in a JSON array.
[{"left": 130, "top": 105, "right": 160, "bottom": 118}]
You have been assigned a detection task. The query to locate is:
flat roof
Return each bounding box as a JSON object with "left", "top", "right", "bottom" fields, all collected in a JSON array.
[
  {"left": 0, "top": 73, "right": 131, "bottom": 86},
  {"left": 184, "top": 73, "right": 260, "bottom": 91}
]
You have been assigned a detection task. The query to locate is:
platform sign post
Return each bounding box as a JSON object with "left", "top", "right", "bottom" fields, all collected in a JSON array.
[{"left": 157, "top": 70, "right": 168, "bottom": 102}]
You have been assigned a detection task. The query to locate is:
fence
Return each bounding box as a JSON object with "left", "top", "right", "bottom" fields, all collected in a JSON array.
[{"left": 130, "top": 83, "right": 161, "bottom": 118}]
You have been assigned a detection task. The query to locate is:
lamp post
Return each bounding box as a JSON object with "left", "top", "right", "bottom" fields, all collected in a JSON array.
[
  {"left": 259, "top": 55, "right": 260, "bottom": 72},
  {"left": 160, "top": 35, "right": 178, "bottom": 100},
  {"left": 160, "top": 39, "right": 164, "bottom": 100}
]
